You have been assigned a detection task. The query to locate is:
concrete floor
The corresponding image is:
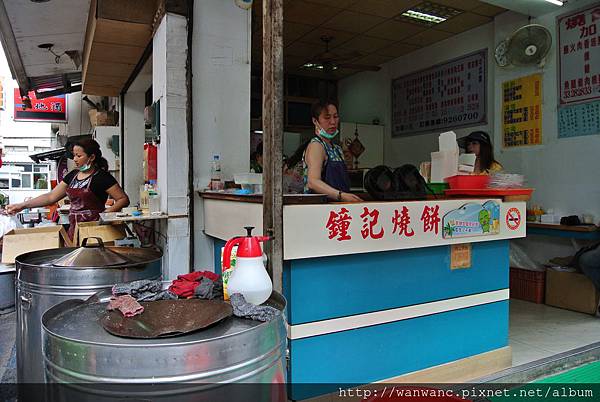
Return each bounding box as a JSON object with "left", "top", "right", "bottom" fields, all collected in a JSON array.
[
  {"left": 0, "top": 310, "right": 16, "bottom": 384},
  {"left": 0, "top": 300, "right": 598, "bottom": 385}
]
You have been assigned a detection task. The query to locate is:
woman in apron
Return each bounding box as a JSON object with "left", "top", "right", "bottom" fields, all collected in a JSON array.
[
  {"left": 303, "top": 100, "right": 362, "bottom": 202},
  {"left": 6, "top": 139, "right": 130, "bottom": 241}
]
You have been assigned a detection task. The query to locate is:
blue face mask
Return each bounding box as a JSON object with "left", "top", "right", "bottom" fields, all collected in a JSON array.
[
  {"left": 317, "top": 125, "right": 339, "bottom": 140},
  {"left": 79, "top": 163, "right": 92, "bottom": 172}
]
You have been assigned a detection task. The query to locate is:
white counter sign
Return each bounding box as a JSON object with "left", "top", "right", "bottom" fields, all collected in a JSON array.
[{"left": 283, "top": 199, "right": 526, "bottom": 260}]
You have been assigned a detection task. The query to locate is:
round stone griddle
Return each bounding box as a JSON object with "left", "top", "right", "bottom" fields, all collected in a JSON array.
[{"left": 101, "top": 299, "right": 233, "bottom": 338}]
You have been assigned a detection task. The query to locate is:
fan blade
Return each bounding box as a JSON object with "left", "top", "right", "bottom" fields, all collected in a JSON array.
[
  {"left": 312, "top": 50, "right": 362, "bottom": 63},
  {"left": 336, "top": 63, "right": 381, "bottom": 72},
  {"left": 332, "top": 51, "right": 363, "bottom": 62}
]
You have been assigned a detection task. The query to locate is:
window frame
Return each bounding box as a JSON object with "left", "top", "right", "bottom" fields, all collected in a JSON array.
[{"left": 0, "top": 162, "right": 51, "bottom": 190}]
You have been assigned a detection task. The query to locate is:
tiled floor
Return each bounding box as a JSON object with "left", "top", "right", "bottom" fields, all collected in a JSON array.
[{"left": 509, "top": 299, "right": 600, "bottom": 366}]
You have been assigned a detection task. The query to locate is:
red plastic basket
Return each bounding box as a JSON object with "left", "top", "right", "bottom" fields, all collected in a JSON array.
[
  {"left": 510, "top": 267, "right": 546, "bottom": 304},
  {"left": 445, "top": 175, "right": 489, "bottom": 189}
]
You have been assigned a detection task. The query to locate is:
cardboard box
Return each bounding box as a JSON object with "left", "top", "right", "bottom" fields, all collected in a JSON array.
[
  {"left": 75, "top": 221, "right": 127, "bottom": 247},
  {"left": 88, "top": 109, "right": 118, "bottom": 127},
  {"left": 546, "top": 269, "right": 600, "bottom": 315},
  {"left": 1, "top": 226, "right": 72, "bottom": 264}
]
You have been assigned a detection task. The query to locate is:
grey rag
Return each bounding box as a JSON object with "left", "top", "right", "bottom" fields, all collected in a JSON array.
[
  {"left": 194, "top": 277, "right": 224, "bottom": 300},
  {"left": 112, "top": 279, "right": 178, "bottom": 301},
  {"left": 230, "top": 293, "right": 279, "bottom": 322}
]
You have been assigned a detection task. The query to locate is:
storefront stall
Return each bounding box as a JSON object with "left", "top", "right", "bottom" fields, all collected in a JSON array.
[
  {"left": 2, "top": 0, "right": 600, "bottom": 398},
  {"left": 203, "top": 193, "right": 526, "bottom": 399}
]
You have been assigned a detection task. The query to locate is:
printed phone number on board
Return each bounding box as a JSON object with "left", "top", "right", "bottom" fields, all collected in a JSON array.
[
  {"left": 440, "top": 112, "right": 479, "bottom": 124},
  {"left": 563, "top": 87, "right": 595, "bottom": 98}
]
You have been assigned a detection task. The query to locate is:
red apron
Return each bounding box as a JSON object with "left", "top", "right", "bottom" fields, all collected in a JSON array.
[{"left": 66, "top": 171, "right": 106, "bottom": 241}]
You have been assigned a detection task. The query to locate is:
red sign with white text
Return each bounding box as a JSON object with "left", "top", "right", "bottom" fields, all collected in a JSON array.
[{"left": 13, "top": 89, "right": 67, "bottom": 122}]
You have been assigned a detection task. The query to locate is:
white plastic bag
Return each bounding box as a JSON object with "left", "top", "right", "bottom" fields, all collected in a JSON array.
[
  {"left": 0, "top": 214, "right": 21, "bottom": 239},
  {"left": 510, "top": 242, "right": 544, "bottom": 271}
]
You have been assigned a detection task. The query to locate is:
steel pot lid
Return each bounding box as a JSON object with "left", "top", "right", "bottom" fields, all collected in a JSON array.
[{"left": 51, "top": 237, "right": 130, "bottom": 267}]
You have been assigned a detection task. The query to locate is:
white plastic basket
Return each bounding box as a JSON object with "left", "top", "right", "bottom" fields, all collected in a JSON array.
[{"left": 233, "top": 173, "right": 262, "bottom": 185}]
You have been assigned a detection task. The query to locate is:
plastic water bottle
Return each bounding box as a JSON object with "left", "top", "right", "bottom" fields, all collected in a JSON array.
[{"left": 210, "top": 154, "right": 223, "bottom": 190}]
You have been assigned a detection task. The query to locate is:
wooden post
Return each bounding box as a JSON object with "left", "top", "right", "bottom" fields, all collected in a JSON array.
[{"left": 262, "top": 0, "right": 284, "bottom": 293}]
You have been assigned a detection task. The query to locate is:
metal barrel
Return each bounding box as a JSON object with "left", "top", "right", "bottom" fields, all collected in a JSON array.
[
  {"left": 41, "top": 291, "right": 287, "bottom": 401},
  {"left": 16, "top": 247, "right": 162, "bottom": 383}
]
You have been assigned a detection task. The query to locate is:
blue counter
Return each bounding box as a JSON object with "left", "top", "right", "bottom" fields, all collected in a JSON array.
[{"left": 205, "top": 197, "right": 525, "bottom": 400}]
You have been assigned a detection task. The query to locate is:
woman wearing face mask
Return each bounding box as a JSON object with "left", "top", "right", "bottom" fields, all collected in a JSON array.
[
  {"left": 6, "top": 139, "right": 130, "bottom": 240},
  {"left": 303, "top": 100, "right": 362, "bottom": 202}
]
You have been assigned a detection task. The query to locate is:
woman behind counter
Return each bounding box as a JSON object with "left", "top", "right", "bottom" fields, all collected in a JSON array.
[
  {"left": 303, "top": 100, "right": 362, "bottom": 202},
  {"left": 6, "top": 139, "right": 130, "bottom": 240},
  {"left": 458, "top": 131, "right": 503, "bottom": 175}
]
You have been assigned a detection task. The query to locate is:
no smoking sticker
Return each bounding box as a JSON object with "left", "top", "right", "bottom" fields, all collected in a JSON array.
[{"left": 506, "top": 208, "right": 521, "bottom": 230}]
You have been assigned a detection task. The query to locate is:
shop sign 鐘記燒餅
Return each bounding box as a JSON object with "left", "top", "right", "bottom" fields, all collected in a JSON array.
[{"left": 282, "top": 199, "right": 526, "bottom": 260}]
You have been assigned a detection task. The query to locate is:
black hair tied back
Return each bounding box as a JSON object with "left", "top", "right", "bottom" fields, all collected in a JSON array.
[{"left": 76, "top": 139, "right": 109, "bottom": 171}]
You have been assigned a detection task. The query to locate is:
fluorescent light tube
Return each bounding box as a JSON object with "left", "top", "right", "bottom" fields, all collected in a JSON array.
[{"left": 402, "top": 10, "right": 447, "bottom": 24}]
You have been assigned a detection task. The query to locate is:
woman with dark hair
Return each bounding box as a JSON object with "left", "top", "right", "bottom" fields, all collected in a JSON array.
[
  {"left": 250, "top": 142, "right": 263, "bottom": 173},
  {"left": 7, "top": 139, "right": 130, "bottom": 240},
  {"left": 303, "top": 100, "right": 362, "bottom": 202},
  {"left": 458, "top": 131, "right": 503, "bottom": 174}
]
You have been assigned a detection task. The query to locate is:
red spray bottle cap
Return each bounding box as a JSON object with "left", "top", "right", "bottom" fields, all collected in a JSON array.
[{"left": 222, "top": 227, "right": 270, "bottom": 270}]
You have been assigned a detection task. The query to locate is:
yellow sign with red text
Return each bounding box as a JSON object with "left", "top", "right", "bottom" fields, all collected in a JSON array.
[{"left": 502, "top": 74, "right": 543, "bottom": 147}]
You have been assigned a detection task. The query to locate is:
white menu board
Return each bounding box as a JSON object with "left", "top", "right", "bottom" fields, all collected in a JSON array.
[
  {"left": 392, "top": 50, "right": 487, "bottom": 137},
  {"left": 558, "top": 4, "right": 600, "bottom": 105}
]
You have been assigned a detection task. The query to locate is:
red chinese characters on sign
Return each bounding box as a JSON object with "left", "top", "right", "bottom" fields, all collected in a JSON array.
[
  {"left": 392, "top": 206, "right": 414, "bottom": 237},
  {"left": 566, "top": 14, "right": 586, "bottom": 30},
  {"left": 360, "top": 207, "right": 384, "bottom": 239},
  {"left": 421, "top": 205, "right": 441, "bottom": 235},
  {"left": 326, "top": 208, "right": 352, "bottom": 241},
  {"left": 324, "top": 205, "right": 448, "bottom": 242}
]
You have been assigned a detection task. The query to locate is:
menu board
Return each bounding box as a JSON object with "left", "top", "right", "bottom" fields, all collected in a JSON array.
[
  {"left": 557, "top": 4, "right": 600, "bottom": 105},
  {"left": 558, "top": 100, "right": 600, "bottom": 138},
  {"left": 392, "top": 50, "right": 487, "bottom": 137},
  {"left": 502, "top": 74, "right": 543, "bottom": 147}
]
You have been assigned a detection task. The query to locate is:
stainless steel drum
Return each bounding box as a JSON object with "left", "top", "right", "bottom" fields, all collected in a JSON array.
[
  {"left": 16, "top": 240, "right": 162, "bottom": 383},
  {"left": 42, "top": 290, "right": 287, "bottom": 401}
]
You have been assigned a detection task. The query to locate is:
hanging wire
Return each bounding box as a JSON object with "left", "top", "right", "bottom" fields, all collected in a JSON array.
[{"left": 44, "top": 45, "right": 65, "bottom": 64}]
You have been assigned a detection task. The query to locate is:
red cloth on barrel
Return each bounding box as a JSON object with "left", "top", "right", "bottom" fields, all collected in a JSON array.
[
  {"left": 168, "top": 271, "right": 220, "bottom": 298},
  {"left": 176, "top": 271, "right": 219, "bottom": 282}
]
